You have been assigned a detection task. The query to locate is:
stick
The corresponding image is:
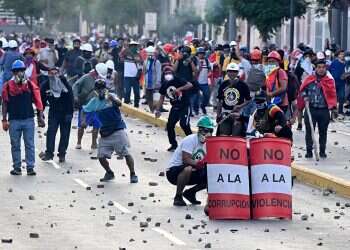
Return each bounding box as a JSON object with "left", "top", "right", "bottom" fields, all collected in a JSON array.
[{"left": 305, "top": 102, "right": 319, "bottom": 161}]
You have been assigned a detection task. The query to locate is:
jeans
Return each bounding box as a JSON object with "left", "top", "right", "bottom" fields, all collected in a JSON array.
[
  {"left": 304, "top": 107, "right": 330, "bottom": 154},
  {"left": 9, "top": 118, "right": 35, "bottom": 170},
  {"left": 46, "top": 111, "right": 72, "bottom": 158},
  {"left": 336, "top": 83, "right": 345, "bottom": 114},
  {"left": 167, "top": 106, "right": 192, "bottom": 147},
  {"left": 124, "top": 77, "right": 140, "bottom": 107},
  {"left": 191, "top": 84, "right": 210, "bottom": 114}
]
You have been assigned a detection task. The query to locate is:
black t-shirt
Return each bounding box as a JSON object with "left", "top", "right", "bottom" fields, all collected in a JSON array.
[
  {"left": 175, "top": 59, "right": 195, "bottom": 82},
  {"left": 217, "top": 79, "right": 251, "bottom": 111},
  {"left": 159, "top": 76, "right": 192, "bottom": 109}
]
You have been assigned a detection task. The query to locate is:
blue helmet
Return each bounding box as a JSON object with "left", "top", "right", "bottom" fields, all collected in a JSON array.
[
  {"left": 11, "top": 60, "right": 26, "bottom": 71},
  {"left": 109, "top": 40, "right": 118, "bottom": 48}
]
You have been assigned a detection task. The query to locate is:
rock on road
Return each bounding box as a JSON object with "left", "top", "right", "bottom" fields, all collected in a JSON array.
[{"left": 0, "top": 115, "right": 350, "bottom": 250}]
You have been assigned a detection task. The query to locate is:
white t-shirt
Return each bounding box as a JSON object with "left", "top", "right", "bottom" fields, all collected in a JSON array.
[
  {"left": 168, "top": 134, "right": 206, "bottom": 169},
  {"left": 124, "top": 60, "right": 138, "bottom": 77}
]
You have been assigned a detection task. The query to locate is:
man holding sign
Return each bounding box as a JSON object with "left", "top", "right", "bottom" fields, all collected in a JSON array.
[{"left": 166, "top": 116, "right": 214, "bottom": 206}]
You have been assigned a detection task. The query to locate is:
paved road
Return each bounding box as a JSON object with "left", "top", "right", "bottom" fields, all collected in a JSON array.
[{"left": 1, "top": 115, "right": 350, "bottom": 249}]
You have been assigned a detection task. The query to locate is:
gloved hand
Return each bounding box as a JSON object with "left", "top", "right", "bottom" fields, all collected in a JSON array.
[
  {"left": 195, "top": 159, "right": 207, "bottom": 169},
  {"left": 2, "top": 120, "right": 9, "bottom": 131},
  {"left": 37, "top": 112, "right": 46, "bottom": 128}
]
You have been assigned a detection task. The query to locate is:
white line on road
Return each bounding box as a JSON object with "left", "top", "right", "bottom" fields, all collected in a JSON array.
[
  {"left": 73, "top": 178, "right": 91, "bottom": 189},
  {"left": 112, "top": 201, "right": 131, "bottom": 214},
  {"left": 47, "top": 160, "right": 61, "bottom": 169},
  {"left": 152, "top": 228, "right": 186, "bottom": 246}
]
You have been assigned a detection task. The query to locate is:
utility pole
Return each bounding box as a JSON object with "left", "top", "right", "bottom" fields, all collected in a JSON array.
[
  {"left": 289, "top": 0, "right": 295, "bottom": 51},
  {"left": 228, "top": 8, "right": 236, "bottom": 42}
]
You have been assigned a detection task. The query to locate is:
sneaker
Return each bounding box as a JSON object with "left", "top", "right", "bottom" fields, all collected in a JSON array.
[
  {"left": 183, "top": 189, "right": 201, "bottom": 205},
  {"left": 10, "top": 169, "right": 22, "bottom": 176},
  {"left": 40, "top": 153, "right": 53, "bottom": 161},
  {"left": 297, "top": 123, "right": 302, "bottom": 131},
  {"left": 90, "top": 149, "right": 98, "bottom": 160},
  {"left": 58, "top": 156, "right": 66, "bottom": 163},
  {"left": 130, "top": 174, "right": 138, "bottom": 183},
  {"left": 167, "top": 145, "right": 177, "bottom": 152},
  {"left": 100, "top": 171, "right": 115, "bottom": 182},
  {"left": 305, "top": 151, "right": 313, "bottom": 158},
  {"left": 320, "top": 152, "right": 327, "bottom": 158},
  {"left": 75, "top": 144, "right": 82, "bottom": 150},
  {"left": 173, "top": 195, "right": 187, "bottom": 206},
  {"left": 27, "top": 169, "right": 36, "bottom": 176}
]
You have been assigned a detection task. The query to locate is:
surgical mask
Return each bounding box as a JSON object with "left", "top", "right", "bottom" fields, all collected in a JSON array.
[
  {"left": 164, "top": 74, "right": 174, "bottom": 81},
  {"left": 264, "top": 64, "right": 277, "bottom": 76}
]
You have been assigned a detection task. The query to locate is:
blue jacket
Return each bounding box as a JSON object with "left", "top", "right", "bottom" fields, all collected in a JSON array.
[{"left": 329, "top": 59, "right": 345, "bottom": 86}]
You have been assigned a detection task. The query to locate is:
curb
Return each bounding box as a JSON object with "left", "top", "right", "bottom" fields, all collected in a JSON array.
[{"left": 121, "top": 103, "right": 350, "bottom": 199}]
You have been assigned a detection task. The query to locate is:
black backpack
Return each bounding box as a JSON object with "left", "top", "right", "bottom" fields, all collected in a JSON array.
[
  {"left": 246, "top": 66, "right": 266, "bottom": 92},
  {"left": 79, "top": 56, "right": 93, "bottom": 74}
]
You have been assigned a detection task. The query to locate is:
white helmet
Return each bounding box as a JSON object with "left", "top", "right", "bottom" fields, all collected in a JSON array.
[
  {"left": 226, "top": 62, "right": 239, "bottom": 71},
  {"left": 95, "top": 63, "right": 108, "bottom": 79},
  {"left": 81, "top": 43, "right": 93, "bottom": 52},
  {"left": 105, "top": 60, "right": 115, "bottom": 70},
  {"left": 325, "top": 49, "right": 332, "bottom": 57},
  {"left": 8, "top": 40, "right": 18, "bottom": 48},
  {"left": 145, "top": 46, "right": 155, "bottom": 54},
  {"left": 229, "top": 41, "right": 237, "bottom": 47},
  {"left": 129, "top": 40, "right": 139, "bottom": 46},
  {"left": 316, "top": 51, "right": 325, "bottom": 60},
  {"left": 1, "top": 38, "right": 8, "bottom": 48}
]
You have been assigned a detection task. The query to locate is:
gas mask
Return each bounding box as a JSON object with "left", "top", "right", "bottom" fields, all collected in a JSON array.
[
  {"left": 198, "top": 127, "right": 213, "bottom": 143},
  {"left": 14, "top": 71, "right": 26, "bottom": 84},
  {"left": 164, "top": 73, "right": 174, "bottom": 82}
]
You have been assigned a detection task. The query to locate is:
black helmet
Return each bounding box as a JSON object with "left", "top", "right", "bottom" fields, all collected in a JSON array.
[
  {"left": 95, "top": 79, "right": 106, "bottom": 90},
  {"left": 254, "top": 90, "right": 267, "bottom": 104}
]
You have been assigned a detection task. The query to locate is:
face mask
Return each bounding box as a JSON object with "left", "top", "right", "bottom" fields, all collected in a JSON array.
[
  {"left": 198, "top": 128, "right": 212, "bottom": 143},
  {"left": 304, "top": 57, "right": 311, "bottom": 63},
  {"left": 264, "top": 64, "right": 277, "bottom": 76},
  {"left": 130, "top": 47, "right": 138, "bottom": 54},
  {"left": 164, "top": 74, "right": 174, "bottom": 81},
  {"left": 198, "top": 133, "right": 206, "bottom": 143},
  {"left": 14, "top": 72, "right": 26, "bottom": 84}
]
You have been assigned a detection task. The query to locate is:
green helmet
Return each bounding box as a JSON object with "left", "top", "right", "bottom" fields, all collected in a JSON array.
[{"left": 197, "top": 116, "right": 215, "bottom": 130}]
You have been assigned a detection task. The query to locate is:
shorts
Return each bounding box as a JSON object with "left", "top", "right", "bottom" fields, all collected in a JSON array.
[
  {"left": 78, "top": 109, "right": 101, "bottom": 129},
  {"left": 166, "top": 166, "right": 207, "bottom": 186},
  {"left": 97, "top": 129, "right": 130, "bottom": 159}
]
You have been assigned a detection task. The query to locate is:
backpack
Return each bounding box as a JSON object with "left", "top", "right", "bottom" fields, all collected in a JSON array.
[
  {"left": 79, "top": 56, "right": 93, "bottom": 75},
  {"left": 246, "top": 65, "right": 265, "bottom": 92},
  {"left": 286, "top": 71, "right": 300, "bottom": 103}
]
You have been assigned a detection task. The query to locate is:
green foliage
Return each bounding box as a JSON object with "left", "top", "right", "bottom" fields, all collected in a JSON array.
[
  {"left": 230, "top": 0, "right": 310, "bottom": 41},
  {"left": 205, "top": 0, "right": 229, "bottom": 26}
]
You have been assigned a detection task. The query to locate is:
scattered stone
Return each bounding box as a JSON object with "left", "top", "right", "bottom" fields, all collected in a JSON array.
[
  {"left": 28, "top": 195, "right": 35, "bottom": 200},
  {"left": 214, "top": 228, "right": 219, "bottom": 234},
  {"left": 339, "top": 212, "right": 345, "bottom": 216},
  {"left": 198, "top": 238, "right": 202, "bottom": 242},
  {"left": 140, "top": 196, "right": 147, "bottom": 200},
  {"left": 105, "top": 222, "right": 113, "bottom": 227},
  {"left": 128, "top": 202, "right": 134, "bottom": 207},
  {"left": 310, "top": 213, "right": 314, "bottom": 217},
  {"left": 138, "top": 131, "right": 143, "bottom": 134},
  {"left": 109, "top": 215, "right": 116, "bottom": 221},
  {"left": 185, "top": 214, "right": 192, "bottom": 220},
  {"left": 158, "top": 171, "right": 165, "bottom": 177},
  {"left": 90, "top": 207, "right": 96, "bottom": 211},
  {"left": 298, "top": 153, "right": 302, "bottom": 158},
  {"left": 322, "top": 189, "right": 331, "bottom": 196},
  {"left": 149, "top": 193, "right": 155, "bottom": 197},
  {"left": 1, "top": 238, "right": 13, "bottom": 243},
  {"left": 204, "top": 243, "right": 212, "bottom": 248},
  {"left": 148, "top": 182, "right": 158, "bottom": 186},
  {"left": 192, "top": 225, "right": 200, "bottom": 230},
  {"left": 142, "top": 240, "right": 147, "bottom": 243},
  {"left": 146, "top": 217, "right": 152, "bottom": 222},
  {"left": 188, "top": 229, "right": 192, "bottom": 234},
  {"left": 140, "top": 222, "right": 148, "bottom": 228},
  {"left": 306, "top": 227, "right": 311, "bottom": 230},
  {"left": 149, "top": 158, "right": 158, "bottom": 162},
  {"left": 132, "top": 216, "right": 137, "bottom": 221},
  {"left": 264, "top": 229, "right": 270, "bottom": 232},
  {"left": 86, "top": 187, "right": 91, "bottom": 191},
  {"left": 345, "top": 203, "right": 350, "bottom": 208},
  {"left": 331, "top": 130, "right": 336, "bottom": 133},
  {"left": 317, "top": 242, "right": 323, "bottom": 246},
  {"left": 107, "top": 201, "right": 114, "bottom": 206},
  {"left": 97, "top": 184, "right": 104, "bottom": 189},
  {"left": 336, "top": 202, "right": 340, "bottom": 206},
  {"left": 230, "top": 229, "right": 238, "bottom": 233},
  {"left": 8, "top": 188, "right": 13, "bottom": 193},
  {"left": 29, "top": 233, "right": 39, "bottom": 238},
  {"left": 301, "top": 214, "right": 309, "bottom": 221},
  {"left": 167, "top": 218, "right": 171, "bottom": 223},
  {"left": 155, "top": 222, "right": 161, "bottom": 227},
  {"left": 323, "top": 208, "right": 330, "bottom": 213},
  {"left": 72, "top": 190, "right": 76, "bottom": 194},
  {"left": 334, "top": 141, "right": 339, "bottom": 145},
  {"left": 334, "top": 215, "right": 341, "bottom": 220},
  {"left": 129, "top": 238, "right": 135, "bottom": 242},
  {"left": 180, "top": 224, "right": 184, "bottom": 228},
  {"left": 119, "top": 248, "right": 126, "bottom": 250}
]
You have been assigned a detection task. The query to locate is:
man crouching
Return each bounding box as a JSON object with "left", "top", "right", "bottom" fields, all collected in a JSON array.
[{"left": 166, "top": 116, "right": 214, "bottom": 206}]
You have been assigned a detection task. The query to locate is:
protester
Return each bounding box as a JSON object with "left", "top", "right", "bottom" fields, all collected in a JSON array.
[
  {"left": 23, "top": 48, "right": 39, "bottom": 87},
  {"left": 40, "top": 68, "right": 73, "bottom": 163},
  {"left": 63, "top": 38, "right": 81, "bottom": 81},
  {"left": 166, "top": 116, "right": 214, "bottom": 206},
  {"left": 155, "top": 65, "right": 194, "bottom": 152},
  {"left": 73, "top": 62, "right": 108, "bottom": 157},
  {"left": 216, "top": 62, "right": 251, "bottom": 136},
  {"left": 0, "top": 40, "right": 23, "bottom": 83},
  {"left": 329, "top": 50, "right": 346, "bottom": 115},
  {"left": 81, "top": 79, "right": 138, "bottom": 183},
  {"left": 299, "top": 58, "right": 337, "bottom": 158},
  {"left": 95, "top": 40, "right": 111, "bottom": 63},
  {"left": 1, "top": 60, "right": 45, "bottom": 175},
  {"left": 74, "top": 43, "right": 98, "bottom": 79},
  {"left": 105, "top": 60, "right": 118, "bottom": 94},
  {"left": 143, "top": 46, "right": 161, "bottom": 113},
  {"left": 38, "top": 38, "right": 58, "bottom": 88}
]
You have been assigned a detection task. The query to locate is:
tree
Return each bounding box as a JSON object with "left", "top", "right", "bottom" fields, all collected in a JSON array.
[
  {"left": 228, "top": 0, "right": 309, "bottom": 42},
  {"left": 205, "top": 0, "right": 229, "bottom": 26}
]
